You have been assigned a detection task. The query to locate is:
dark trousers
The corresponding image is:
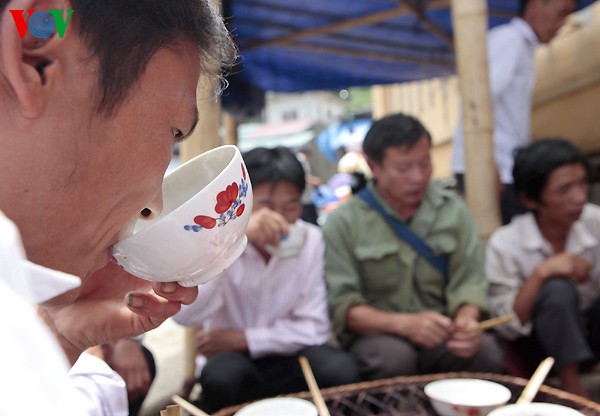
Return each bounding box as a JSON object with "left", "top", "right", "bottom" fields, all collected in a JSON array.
[
  {"left": 349, "top": 332, "right": 504, "bottom": 380},
  {"left": 455, "top": 173, "right": 527, "bottom": 225},
  {"left": 195, "top": 345, "right": 360, "bottom": 413},
  {"left": 511, "top": 278, "right": 600, "bottom": 374}
]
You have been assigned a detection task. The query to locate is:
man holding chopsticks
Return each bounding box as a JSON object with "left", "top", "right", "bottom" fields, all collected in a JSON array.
[
  {"left": 487, "top": 138, "right": 600, "bottom": 397},
  {"left": 323, "top": 113, "right": 504, "bottom": 380}
]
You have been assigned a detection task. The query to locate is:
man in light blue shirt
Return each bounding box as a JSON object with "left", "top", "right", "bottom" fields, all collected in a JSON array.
[{"left": 453, "top": 0, "right": 577, "bottom": 224}]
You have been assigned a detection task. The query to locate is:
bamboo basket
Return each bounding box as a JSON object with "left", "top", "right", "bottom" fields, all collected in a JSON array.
[{"left": 213, "top": 372, "right": 600, "bottom": 416}]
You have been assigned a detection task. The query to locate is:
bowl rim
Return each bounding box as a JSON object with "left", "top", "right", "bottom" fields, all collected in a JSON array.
[
  {"left": 424, "top": 378, "right": 512, "bottom": 407},
  {"left": 115, "top": 144, "right": 242, "bottom": 243},
  {"left": 234, "top": 397, "right": 318, "bottom": 416},
  {"left": 487, "top": 402, "right": 586, "bottom": 416}
]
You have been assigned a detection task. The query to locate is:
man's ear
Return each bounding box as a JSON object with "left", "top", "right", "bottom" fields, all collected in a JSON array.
[
  {"left": 0, "top": 0, "right": 72, "bottom": 118},
  {"left": 521, "top": 193, "right": 539, "bottom": 211},
  {"left": 366, "top": 158, "right": 379, "bottom": 179}
]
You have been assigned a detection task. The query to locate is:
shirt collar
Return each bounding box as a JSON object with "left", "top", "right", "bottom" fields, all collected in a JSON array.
[
  {"left": 511, "top": 17, "right": 539, "bottom": 48},
  {"left": 365, "top": 182, "right": 442, "bottom": 212},
  {"left": 519, "top": 208, "right": 598, "bottom": 255},
  {"left": 519, "top": 212, "right": 551, "bottom": 253},
  {"left": 21, "top": 260, "right": 81, "bottom": 304}
]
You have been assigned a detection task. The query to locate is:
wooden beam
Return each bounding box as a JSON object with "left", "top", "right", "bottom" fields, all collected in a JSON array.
[
  {"left": 286, "top": 42, "right": 455, "bottom": 68},
  {"left": 246, "top": 0, "right": 450, "bottom": 50},
  {"left": 236, "top": 17, "right": 452, "bottom": 55},
  {"left": 396, "top": 0, "right": 454, "bottom": 47}
]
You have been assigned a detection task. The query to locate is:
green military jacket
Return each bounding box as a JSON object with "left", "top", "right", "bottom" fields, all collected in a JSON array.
[{"left": 323, "top": 182, "right": 489, "bottom": 346}]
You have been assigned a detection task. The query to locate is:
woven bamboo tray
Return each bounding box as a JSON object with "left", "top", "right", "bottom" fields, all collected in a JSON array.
[{"left": 213, "top": 372, "right": 600, "bottom": 416}]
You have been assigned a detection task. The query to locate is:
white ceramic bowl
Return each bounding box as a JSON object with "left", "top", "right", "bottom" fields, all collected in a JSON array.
[
  {"left": 424, "top": 379, "right": 512, "bottom": 416},
  {"left": 112, "top": 145, "right": 253, "bottom": 287},
  {"left": 488, "top": 403, "right": 585, "bottom": 416},
  {"left": 234, "top": 398, "right": 318, "bottom": 416}
]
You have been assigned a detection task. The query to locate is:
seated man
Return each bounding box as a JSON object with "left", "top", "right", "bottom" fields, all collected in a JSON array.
[
  {"left": 324, "top": 113, "right": 504, "bottom": 380},
  {"left": 487, "top": 138, "right": 600, "bottom": 397},
  {"left": 174, "top": 147, "right": 360, "bottom": 413}
]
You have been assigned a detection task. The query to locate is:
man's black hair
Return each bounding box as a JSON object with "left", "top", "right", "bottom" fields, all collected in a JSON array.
[
  {"left": 362, "top": 113, "right": 431, "bottom": 165},
  {"left": 513, "top": 138, "right": 589, "bottom": 204},
  {"left": 242, "top": 147, "right": 306, "bottom": 195},
  {"left": 0, "top": 0, "right": 237, "bottom": 117}
]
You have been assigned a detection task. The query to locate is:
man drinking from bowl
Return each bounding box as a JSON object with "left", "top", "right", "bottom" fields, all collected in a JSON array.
[{"left": 0, "top": 0, "right": 236, "bottom": 414}]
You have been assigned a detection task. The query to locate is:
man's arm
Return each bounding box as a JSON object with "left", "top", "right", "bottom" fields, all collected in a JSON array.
[
  {"left": 514, "top": 252, "right": 591, "bottom": 324},
  {"left": 38, "top": 263, "right": 198, "bottom": 365},
  {"left": 346, "top": 304, "right": 453, "bottom": 349},
  {"left": 445, "top": 201, "right": 490, "bottom": 316}
]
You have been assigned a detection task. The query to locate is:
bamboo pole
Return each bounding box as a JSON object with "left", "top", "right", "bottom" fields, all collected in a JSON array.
[
  {"left": 222, "top": 112, "right": 238, "bottom": 146},
  {"left": 450, "top": 0, "right": 500, "bottom": 241},
  {"left": 179, "top": 0, "right": 224, "bottom": 384},
  {"left": 180, "top": 74, "right": 222, "bottom": 163},
  {"left": 180, "top": 0, "right": 223, "bottom": 163}
]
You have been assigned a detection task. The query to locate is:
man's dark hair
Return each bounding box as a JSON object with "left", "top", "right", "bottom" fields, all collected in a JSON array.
[
  {"left": 362, "top": 113, "right": 431, "bottom": 165},
  {"left": 243, "top": 147, "right": 306, "bottom": 195},
  {"left": 0, "top": 0, "right": 236, "bottom": 117},
  {"left": 519, "top": 0, "right": 531, "bottom": 16},
  {"left": 513, "top": 138, "right": 590, "bottom": 204}
]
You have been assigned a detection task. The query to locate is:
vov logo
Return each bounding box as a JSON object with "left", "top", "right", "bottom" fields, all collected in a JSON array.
[{"left": 9, "top": 10, "right": 74, "bottom": 39}]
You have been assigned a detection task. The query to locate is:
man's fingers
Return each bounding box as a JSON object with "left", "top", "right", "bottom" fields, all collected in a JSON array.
[{"left": 153, "top": 282, "right": 198, "bottom": 305}]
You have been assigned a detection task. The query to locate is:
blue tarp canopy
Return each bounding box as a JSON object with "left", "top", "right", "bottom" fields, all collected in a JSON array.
[{"left": 221, "top": 0, "right": 595, "bottom": 115}]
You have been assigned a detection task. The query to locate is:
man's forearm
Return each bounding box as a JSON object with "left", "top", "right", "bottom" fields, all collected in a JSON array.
[{"left": 346, "top": 304, "right": 408, "bottom": 337}]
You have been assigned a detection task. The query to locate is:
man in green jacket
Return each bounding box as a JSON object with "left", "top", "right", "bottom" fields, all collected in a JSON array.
[{"left": 324, "top": 113, "right": 503, "bottom": 380}]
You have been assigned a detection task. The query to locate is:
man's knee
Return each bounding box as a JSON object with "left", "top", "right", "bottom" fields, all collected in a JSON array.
[
  {"left": 536, "top": 278, "right": 578, "bottom": 310},
  {"left": 350, "top": 335, "right": 418, "bottom": 379},
  {"left": 302, "top": 345, "right": 360, "bottom": 386},
  {"left": 472, "top": 333, "right": 505, "bottom": 373}
]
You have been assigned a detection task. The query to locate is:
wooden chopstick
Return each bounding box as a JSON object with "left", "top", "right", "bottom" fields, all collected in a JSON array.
[
  {"left": 164, "top": 404, "right": 182, "bottom": 416},
  {"left": 458, "top": 315, "right": 512, "bottom": 333},
  {"left": 516, "top": 357, "right": 555, "bottom": 404},
  {"left": 299, "top": 356, "right": 331, "bottom": 416},
  {"left": 171, "top": 394, "right": 212, "bottom": 416}
]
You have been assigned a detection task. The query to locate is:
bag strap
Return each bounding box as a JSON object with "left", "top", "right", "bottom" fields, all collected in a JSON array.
[{"left": 357, "top": 188, "right": 448, "bottom": 277}]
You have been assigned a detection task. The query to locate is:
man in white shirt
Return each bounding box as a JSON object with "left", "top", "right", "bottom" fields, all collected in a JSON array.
[
  {"left": 175, "top": 147, "right": 360, "bottom": 413},
  {"left": 487, "top": 138, "right": 600, "bottom": 397},
  {"left": 0, "top": 0, "right": 235, "bottom": 414},
  {"left": 453, "top": 0, "right": 577, "bottom": 224}
]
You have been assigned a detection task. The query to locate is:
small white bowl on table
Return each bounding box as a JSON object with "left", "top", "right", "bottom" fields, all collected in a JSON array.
[
  {"left": 488, "top": 403, "right": 585, "bottom": 416},
  {"left": 234, "top": 397, "right": 318, "bottom": 416},
  {"left": 424, "top": 378, "right": 512, "bottom": 416}
]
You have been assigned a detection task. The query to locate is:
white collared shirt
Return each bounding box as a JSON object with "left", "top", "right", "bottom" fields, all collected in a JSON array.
[
  {"left": 0, "top": 211, "right": 127, "bottom": 416},
  {"left": 486, "top": 204, "right": 600, "bottom": 339},
  {"left": 453, "top": 17, "right": 539, "bottom": 184},
  {"left": 174, "top": 219, "right": 331, "bottom": 363}
]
